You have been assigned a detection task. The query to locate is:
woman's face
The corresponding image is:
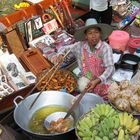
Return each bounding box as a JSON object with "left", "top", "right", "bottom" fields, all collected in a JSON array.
[{"left": 85, "top": 27, "right": 101, "bottom": 47}]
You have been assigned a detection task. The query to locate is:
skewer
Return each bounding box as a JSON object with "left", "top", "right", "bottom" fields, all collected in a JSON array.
[{"left": 29, "top": 49, "right": 72, "bottom": 110}]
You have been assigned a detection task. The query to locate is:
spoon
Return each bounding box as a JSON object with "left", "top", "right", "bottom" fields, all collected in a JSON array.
[{"left": 44, "top": 89, "right": 87, "bottom": 129}]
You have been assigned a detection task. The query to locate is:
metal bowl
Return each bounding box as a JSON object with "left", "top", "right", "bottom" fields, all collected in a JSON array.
[{"left": 78, "top": 93, "right": 104, "bottom": 115}]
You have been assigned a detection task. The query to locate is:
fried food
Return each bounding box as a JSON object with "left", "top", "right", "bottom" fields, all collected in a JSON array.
[
  {"left": 37, "top": 69, "right": 77, "bottom": 93},
  {"left": 47, "top": 118, "right": 73, "bottom": 133}
]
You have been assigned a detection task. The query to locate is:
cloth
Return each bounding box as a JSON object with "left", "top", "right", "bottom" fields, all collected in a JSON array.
[
  {"left": 90, "top": 0, "right": 117, "bottom": 11},
  {"left": 82, "top": 41, "right": 110, "bottom": 97},
  {"left": 58, "top": 40, "right": 114, "bottom": 83}
]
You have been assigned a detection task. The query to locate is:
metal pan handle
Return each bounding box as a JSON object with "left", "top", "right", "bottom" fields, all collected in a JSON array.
[{"left": 13, "top": 96, "right": 24, "bottom": 107}]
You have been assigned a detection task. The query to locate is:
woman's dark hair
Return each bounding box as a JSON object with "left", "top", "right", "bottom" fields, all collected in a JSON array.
[{"left": 85, "top": 26, "right": 102, "bottom": 34}]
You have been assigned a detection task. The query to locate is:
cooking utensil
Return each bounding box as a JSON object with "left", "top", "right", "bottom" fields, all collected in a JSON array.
[
  {"left": 44, "top": 89, "right": 87, "bottom": 129},
  {"left": 13, "top": 91, "right": 82, "bottom": 140}
]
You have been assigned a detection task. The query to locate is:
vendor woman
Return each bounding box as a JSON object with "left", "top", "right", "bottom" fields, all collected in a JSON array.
[{"left": 52, "top": 18, "right": 115, "bottom": 98}]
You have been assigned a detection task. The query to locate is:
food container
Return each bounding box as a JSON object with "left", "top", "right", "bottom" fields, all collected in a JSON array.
[
  {"left": 128, "top": 38, "right": 140, "bottom": 54},
  {"left": 109, "top": 30, "right": 130, "bottom": 51}
]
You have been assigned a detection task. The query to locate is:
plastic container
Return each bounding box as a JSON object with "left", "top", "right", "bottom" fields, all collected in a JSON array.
[
  {"left": 109, "top": 30, "right": 130, "bottom": 51},
  {"left": 128, "top": 38, "right": 140, "bottom": 54},
  {"left": 134, "top": 48, "right": 140, "bottom": 57}
]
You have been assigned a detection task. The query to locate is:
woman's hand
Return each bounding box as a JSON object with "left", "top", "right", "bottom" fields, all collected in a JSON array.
[
  {"left": 51, "top": 54, "right": 64, "bottom": 64},
  {"left": 86, "top": 78, "right": 101, "bottom": 91}
]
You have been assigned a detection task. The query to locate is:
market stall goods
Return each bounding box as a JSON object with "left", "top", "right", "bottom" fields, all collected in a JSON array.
[
  {"left": 37, "top": 69, "right": 77, "bottom": 93},
  {"left": 76, "top": 104, "right": 140, "bottom": 140},
  {"left": 108, "top": 80, "right": 140, "bottom": 114}
]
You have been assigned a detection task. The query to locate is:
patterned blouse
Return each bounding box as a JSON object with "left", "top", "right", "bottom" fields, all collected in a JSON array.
[{"left": 58, "top": 40, "right": 115, "bottom": 83}]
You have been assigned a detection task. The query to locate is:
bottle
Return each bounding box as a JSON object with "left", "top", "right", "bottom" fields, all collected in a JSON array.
[{"left": 134, "top": 48, "right": 140, "bottom": 57}]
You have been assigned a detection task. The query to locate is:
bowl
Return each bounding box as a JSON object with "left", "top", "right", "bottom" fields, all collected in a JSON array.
[{"left": 78, "top": 93, "right": 104, "bottom": 115}]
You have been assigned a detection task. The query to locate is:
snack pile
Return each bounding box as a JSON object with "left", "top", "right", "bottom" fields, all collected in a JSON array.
[
  {"left": 76, "top": 104, "right": 140, "bottom": 140},
  {"left": 108, "top": 80, "right": 140, "bottom": 113}
]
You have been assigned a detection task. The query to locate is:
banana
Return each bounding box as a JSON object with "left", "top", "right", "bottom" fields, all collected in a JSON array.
[
  {"left": 83, "top": 136, "right": 91, "bottom": 140},
  {"left": 119, "top": 113, "right": 124, "bottom": 126},
  {"left": 126, "top": 121, "right": 133, "bottom": 130},
  {"left": 110, "top": 117, "right": 115, "bottom": 128},
  {"left": 125, "top": 114, "right": 133, "bottom": 130},
  {"left": 78, "top": 131, "right": 85, "bottom": 137},
  {"left": 104, "top": 104, "right": 111, "bottom": 116},
  {"left": 79, "top": 119, "right": 90, "bottom": 129},
  {"left": 113, "top": 116, "right": 120, "bottom": 129},
  {"left": 131, "top": 119, "right": 139, "bottom": 129},
  {"left": 124, "top": 134, "right": 131, "bottom": 140},
  {"left": 106, "top": 108, "right": 116, "bottom": 117},
  {"left": 103, "top": 136, "right": 109, "bottom": 140},
  {"left": 91, "top": 117, "right": 96, "bottom": 126},
  {"left": 98, "top": 131, "right": 104, "bottom": 137},
  {"left": 123, "top": 112, "right": 129, "bottom": 126},
  {"left": 83, "top": 117, "right": 92, "bottom": 128},
  {"left": 118, "top": 129, "right": 125, "bottom": 140},
  {"left": 129, "top": 125, "right": 140, "bottom": 134},
  {"left": 95, "top": 136, "right": 102, "bottom": 140},
  {"left": 92, "top": 108, "right": 101, "bottom": 118}
]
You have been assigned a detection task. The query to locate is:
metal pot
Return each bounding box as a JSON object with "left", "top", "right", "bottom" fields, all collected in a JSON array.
[{"left": 13, "top": 91, "right": 83, "bottom": 140}]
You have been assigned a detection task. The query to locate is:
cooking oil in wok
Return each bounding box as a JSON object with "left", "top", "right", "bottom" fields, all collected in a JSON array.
[{"left": 28, "top": 105, "right": 73, "bottom": 134}]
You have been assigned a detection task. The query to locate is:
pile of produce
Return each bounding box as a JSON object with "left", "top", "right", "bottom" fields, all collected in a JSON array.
[
  {"left": 108, "top": 80, "right": 140, "bottom": 114},
  {"left": 76, "top": 104, "right": 140, "bottom": 140}
]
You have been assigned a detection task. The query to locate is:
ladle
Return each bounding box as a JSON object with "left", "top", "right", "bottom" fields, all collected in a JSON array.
[{"left": 44, "top": 89, "right": 87, "bottom": 129}]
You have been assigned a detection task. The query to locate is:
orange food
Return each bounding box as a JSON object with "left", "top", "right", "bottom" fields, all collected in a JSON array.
[
  {"left": 47, "top": 118, "right": 73, "bottom": 133},
  {"left": 37, "top": 69, "right": 77, "bottom": 93}
]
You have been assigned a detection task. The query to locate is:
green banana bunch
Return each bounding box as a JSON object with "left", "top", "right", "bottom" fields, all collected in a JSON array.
[
  {"left": 91, "top": 104, "right": 117, "bottom": 120},
  {"left": 98, "top": 117, "right": 117, "bottom": 139},
  {"left": 77, "top": 114, "right": 98, "bottom": 139}
]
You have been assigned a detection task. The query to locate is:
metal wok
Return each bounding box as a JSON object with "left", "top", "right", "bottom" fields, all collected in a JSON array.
[{"left": 13, "top": 91, "right": 83, "bottom": 140}]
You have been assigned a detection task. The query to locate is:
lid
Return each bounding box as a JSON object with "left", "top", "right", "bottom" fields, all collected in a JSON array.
[{"left": 128, "top": 38, "right": 140, "bottom": 48}]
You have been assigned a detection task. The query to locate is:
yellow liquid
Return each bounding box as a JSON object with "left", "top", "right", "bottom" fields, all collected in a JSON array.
[{"left": 28, "top": 105, "right": 68, "bottom": 134}]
